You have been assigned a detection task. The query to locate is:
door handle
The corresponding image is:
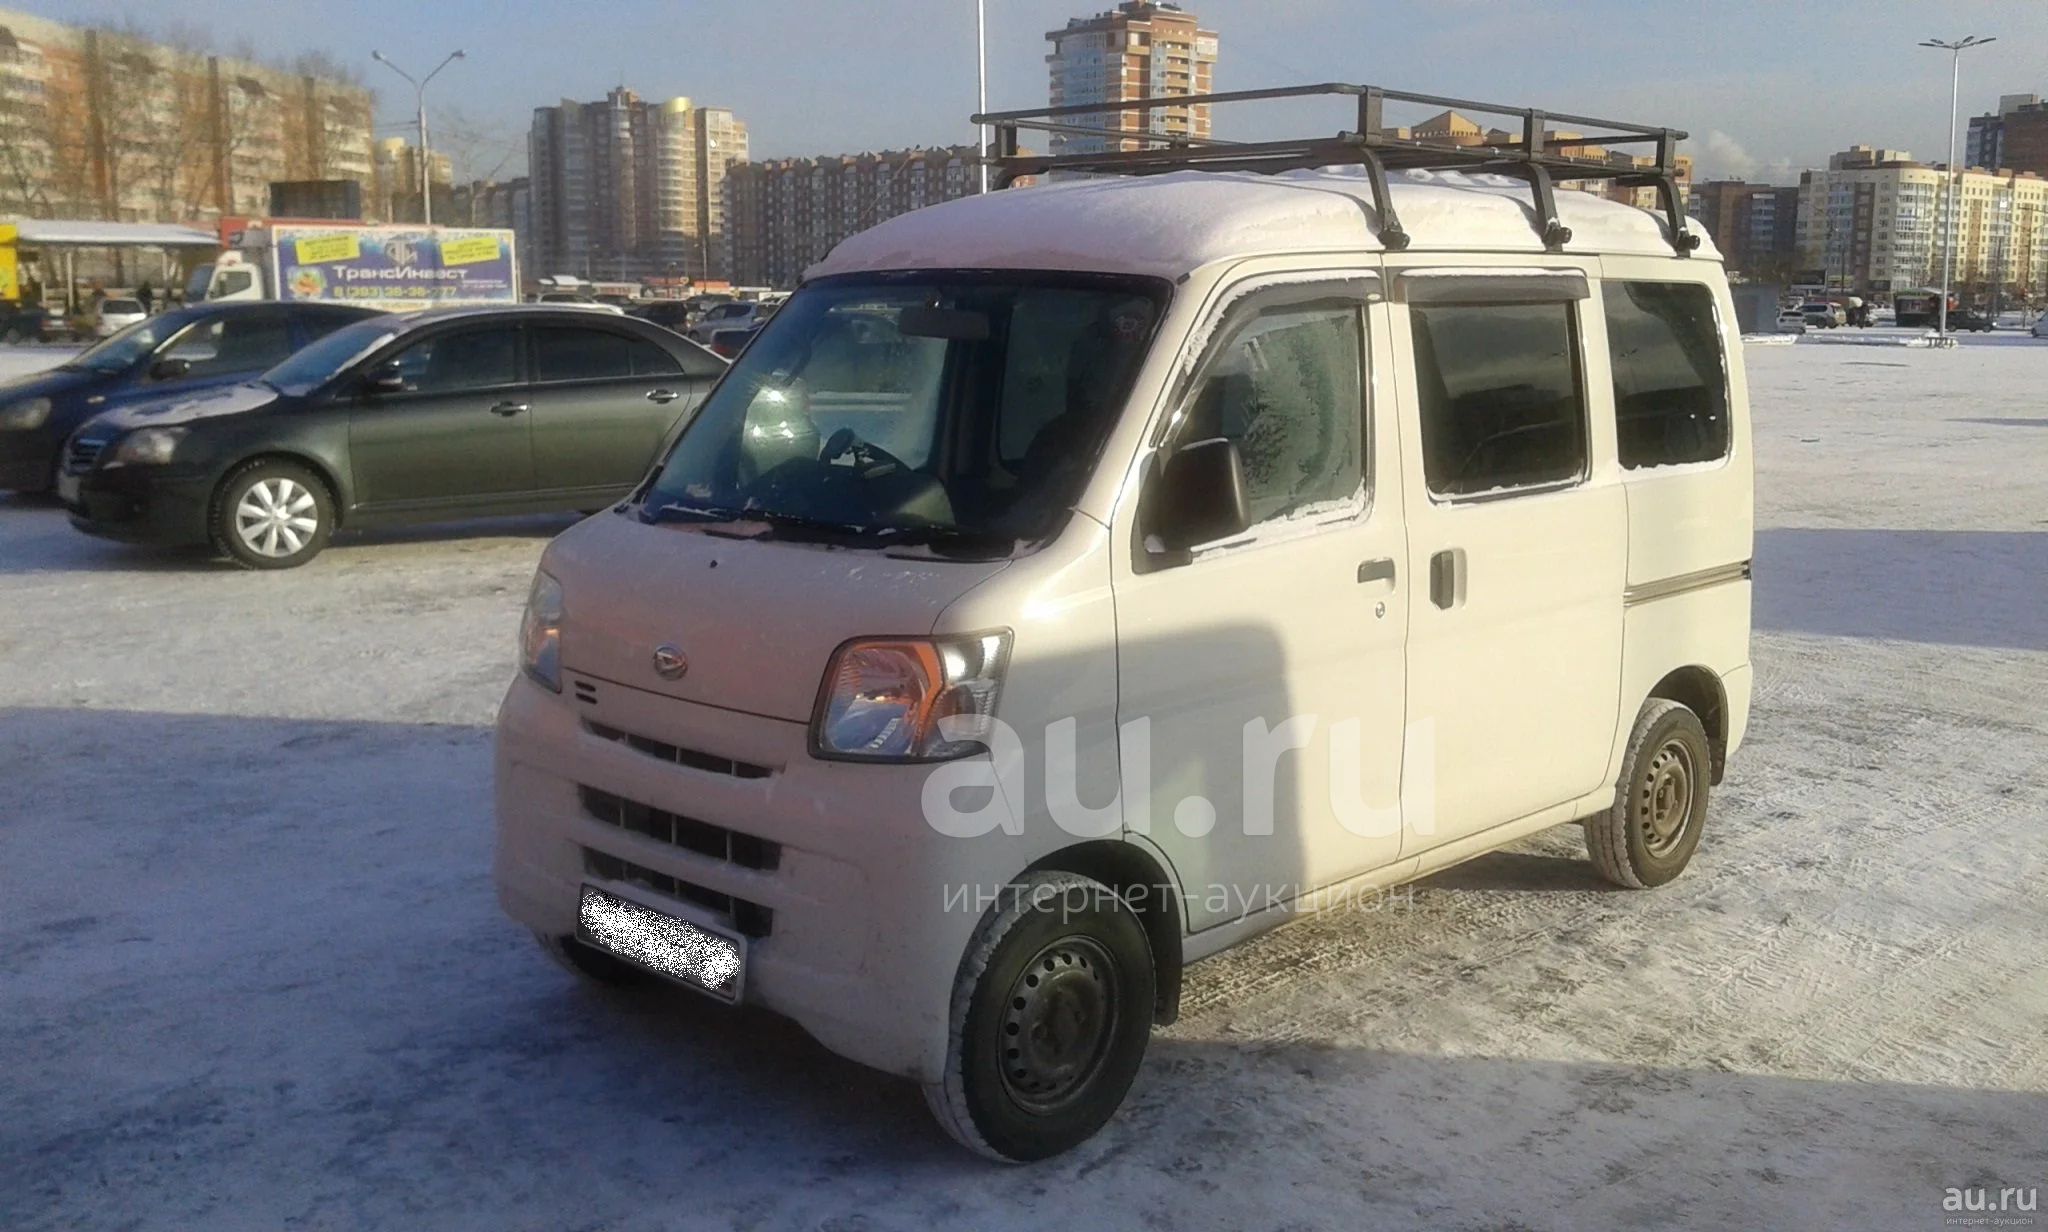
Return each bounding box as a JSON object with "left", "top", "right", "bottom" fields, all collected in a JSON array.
[
  {"left": 645, "top": 388, "right": 680, "bottom": 404},
  {"left": 1430, "top": 548, "right": 1466, "bottom": 610},
  {"left": 1356, "top": 557, "right": 1397, "bottom": 587},
  {"left": 489, "top": 400, "right": 529, "bottom": 417}
]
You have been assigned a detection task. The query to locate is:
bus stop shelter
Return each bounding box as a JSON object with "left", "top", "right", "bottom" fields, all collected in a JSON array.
[{"left": 4, "top": 219, "right": 221, "bottom": 312}]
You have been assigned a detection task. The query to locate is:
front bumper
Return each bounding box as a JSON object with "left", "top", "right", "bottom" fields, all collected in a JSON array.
[
  {"left": 66, "top": 463, "right": 215, "bottom": 546},
  {"left": 494, "top": 669, "right": 998, "bottom": 1082}
]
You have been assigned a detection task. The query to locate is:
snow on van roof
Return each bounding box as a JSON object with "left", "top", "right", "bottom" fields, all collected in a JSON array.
[{"left": 806, "top": 167, "right": 1718, "bottom": 281}]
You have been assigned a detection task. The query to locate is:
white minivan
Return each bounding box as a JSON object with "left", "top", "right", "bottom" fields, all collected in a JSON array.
[{"left": 496, "top": 88, "right": 1751, "bottom": 1162}]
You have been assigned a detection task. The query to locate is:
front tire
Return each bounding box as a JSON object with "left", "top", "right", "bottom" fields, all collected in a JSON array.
[
  {"left": 1586, "top": 699, "right": 1712, "bottom": 888},
  {"left": 211, "top": 460, "right": 334, "bottom": 569},
  {"left": 924, "top": 871, "right": 1156, "bottom": 1162}
]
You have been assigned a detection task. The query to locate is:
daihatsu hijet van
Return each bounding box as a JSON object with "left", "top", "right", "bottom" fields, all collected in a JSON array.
[{"left": 495, "top": 86, "right": 1751, "bottom": 1162}]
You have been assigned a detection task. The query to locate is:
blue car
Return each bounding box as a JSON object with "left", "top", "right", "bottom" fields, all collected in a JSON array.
[{"left": 0, "top": 300, "right": 378, "bottom": 493}]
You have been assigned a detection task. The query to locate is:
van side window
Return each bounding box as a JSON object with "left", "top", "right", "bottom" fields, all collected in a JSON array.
[
  {"left": 1603, "top": 281, "right": 1730, "bottom": 468},
  {"left": 1410, "top": 302, "right": 1585, "bottom": 497},
  {"left": 1180, "top": 303, "right": 1364, "bottom": 526}
]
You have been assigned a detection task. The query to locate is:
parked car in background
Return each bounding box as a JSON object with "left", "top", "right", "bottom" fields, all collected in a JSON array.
[
  {"left": 686, "top": 299, "right": 774, "bottom": 344},
  {"left": 92, "top": 298, "right": 149, "bottom": 338},
  {"left": 627, "top": 300, "right": 694, "bottom": 334},
  {"left": 0, "top": 301, "right": 54, "bottom": 344},
  {"left": 0, "top": 301, "right": 378, "bottom": 493},
  {"left": 1945, "top": 308, "right": 1996, "bottom": 333},
  {"left": 706, "top": 322, "right": 765, "bottom": 358},
  {"left": 61, "top": 306, "right": 726, "bottom": 568},
  {"left": 537, "top": 292, "right": 627, "bottom": 315},
  {"left": 1800, "top": 301, "right": 1844, "bottom": 328},
  {"left": 1775, "top": 307, "right": 1808, "bottom": 335},
  {"left": 2030, "top": 316, "right": 2048, "bottom": 339}
]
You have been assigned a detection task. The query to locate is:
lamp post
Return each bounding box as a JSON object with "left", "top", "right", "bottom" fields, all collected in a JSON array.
[
  {"left": 371, "top": 48, "right": 465, "bottom": 225},
  {"left": 1918, "top": 34, "right": 1994, "bottom": 338},
  {"left": 976, "top": 0, "right": 990, "bottom": 194}
]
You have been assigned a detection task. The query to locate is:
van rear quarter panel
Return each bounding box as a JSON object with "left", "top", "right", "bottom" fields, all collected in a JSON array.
[{"left": 1598, "top": 256, "right": 1755, "bottom": 782}]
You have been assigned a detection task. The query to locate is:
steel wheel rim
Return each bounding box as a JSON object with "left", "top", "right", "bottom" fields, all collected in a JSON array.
[
  {"left": 234, "top": 478, "right": 318, "bottom": 558},
  {"left": 998, "top": 935, "right": 1120, "bottom": 1114},
  {"left": 1638, "top": 738, "right": 1697, "bottom": 857}
]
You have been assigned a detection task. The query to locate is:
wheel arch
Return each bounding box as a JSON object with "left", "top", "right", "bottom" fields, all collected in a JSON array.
[
  {"left": 214, "top": 450, "right": 350, "bottom": 527},
  {"left": 1025, "top": 838, "right": 1185, "bottom": 1025},
  {"left": 1645, "top": 666, "right": 1729, "bottom": 783}
]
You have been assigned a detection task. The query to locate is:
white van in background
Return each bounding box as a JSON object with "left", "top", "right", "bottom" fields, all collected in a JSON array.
[{"left": 494, "top": 85, "right": 1752, "bottom": 1162}]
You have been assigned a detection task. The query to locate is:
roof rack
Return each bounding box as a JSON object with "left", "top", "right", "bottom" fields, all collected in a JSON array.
[{"left": 974, "top": 82, "right": 1699, "bottom": 257}]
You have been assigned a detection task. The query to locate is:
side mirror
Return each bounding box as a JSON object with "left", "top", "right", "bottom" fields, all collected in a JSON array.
[
  {"left": 362, "top": 361, "right": 407, "bottom": 395},
  {"left": 1149, "top": 437, "right": 1251, "bottom": 554},
  {"left": 149, "top": 357, "right": 192, "bottom": 381}
]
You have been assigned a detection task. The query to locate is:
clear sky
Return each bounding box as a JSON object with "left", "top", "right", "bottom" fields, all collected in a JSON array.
[{"left": 19, "top": 0, "right": 2047, "bottom": 183}]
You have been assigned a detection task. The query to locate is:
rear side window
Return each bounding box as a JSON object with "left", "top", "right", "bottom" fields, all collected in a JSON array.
[
  {"left": 534, "top": 326, "right": 633, "bottom": 382},
  {"left": 1410, "top": 302, "right": 1585, "bottom": 497},
  {"left": 1605, "top": 282, "right": 1729, "bottom": 469}
]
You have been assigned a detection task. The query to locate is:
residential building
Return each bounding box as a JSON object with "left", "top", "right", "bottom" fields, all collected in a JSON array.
[
  {"left": 372, "top": 136, "right": 452, "bottom": 223},
  {"left": 1796, "top": 145, "right": 2048, "bottom": 297},
  {"left": 527, "top": 87, "right": 748, "bottom": 282},
  {"left": 1689, "top": 179, "right": 1800, "bottom": 274},
  {"left": 0, "top": 7, "right": 373, "bottom": 222},
  {"left": 1045, "top": 2, "right": 1217, "bottom": 156},
  {"left": 1967, "top": 94, "right": 2048, "bottom": 177},
  {"left": 725, "top": 145, "right": 981, "bottom": 289}
]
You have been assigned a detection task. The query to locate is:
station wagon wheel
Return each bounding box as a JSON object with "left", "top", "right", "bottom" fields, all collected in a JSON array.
[
  {"left": 1587, "top": 698, "right": 1712, "bottom": 888},
  {"left": 924, "top": 871, "right": 1156, "bottom": 1162},
  {"left": 211, "top": 459, "right": 335, "bottom": 570}
]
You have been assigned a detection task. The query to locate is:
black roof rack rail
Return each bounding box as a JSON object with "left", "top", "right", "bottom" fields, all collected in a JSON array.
[{"left": 974, "top": 82, "right": 1699, "bottom": 257}]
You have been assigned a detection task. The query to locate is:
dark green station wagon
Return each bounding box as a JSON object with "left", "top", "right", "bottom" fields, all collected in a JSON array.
[{"left": 61, "top": 306, "right": 726, "bottom": 568}]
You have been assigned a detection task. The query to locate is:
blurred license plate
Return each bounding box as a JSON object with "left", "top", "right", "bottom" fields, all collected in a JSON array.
[
  {"left": 56, "top": 472, "right": 79, "bottom": 505},
  {"left": 578, "top": 885, "right": 744, "bottom": 1002}
]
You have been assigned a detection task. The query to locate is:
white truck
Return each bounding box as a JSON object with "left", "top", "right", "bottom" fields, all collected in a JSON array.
[{"left": 197, "top": 222, "right": 520, "bottom": 312}]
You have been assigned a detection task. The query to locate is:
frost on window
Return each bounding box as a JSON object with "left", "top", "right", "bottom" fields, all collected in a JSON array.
[
  {"left": 1183, "top": 305, "right": 1363, "bottom": 526},
  {"left": 1412, "top": 302, "right": 1586, "bottom": 497}
]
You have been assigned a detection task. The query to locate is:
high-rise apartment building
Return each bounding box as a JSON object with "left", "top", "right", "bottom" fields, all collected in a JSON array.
[
  {"left": 725, "top": 146, "right": 981, "bottom": 289},
  {"left": 1796, "top": 145, "right": 2048, "bottom": 295},
  {"left": 0, "top": 7, "right": 373, "bottom": 222},
  {"left": 372, "top": 137, "right": 453, "bottom": 223},
  {"left": 1045, "top": 2, "right": 1217, "bottom": 156},
  {"left": 1689, "top": 180, "right": 1800, "bottom": 274},
  {"left": 1967, "top": 94, "right": 2048, "bottom": 178},
  {"left": 527, "top": 88, "right": 747, "bottom": 282}
]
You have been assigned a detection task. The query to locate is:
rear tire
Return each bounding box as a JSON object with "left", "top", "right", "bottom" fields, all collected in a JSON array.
[
  {"left": 211, "top": 459, "right": 334, "bottom": 569},
  {"left": 923, "top": 871, "right": 1155, "bottom": 1162},
  {"left": 1586, "top": 699, "right": 1712, "bottom": 889}
]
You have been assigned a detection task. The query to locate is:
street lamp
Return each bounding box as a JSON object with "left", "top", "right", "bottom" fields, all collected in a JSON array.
[
  {"left": 371, "top": 48, "right": 466, "bottom": 226},
  {"left": 976, "top": 0, "right": 990, "bottom": 194},
  {"left": 1919, "top": 34, "right": 1994, "bottom": 338}
]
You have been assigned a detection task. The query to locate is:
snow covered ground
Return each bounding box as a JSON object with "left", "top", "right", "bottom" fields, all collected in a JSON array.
[{"left": 2, "top": 341, "right": 2044, "bottom": 1231}]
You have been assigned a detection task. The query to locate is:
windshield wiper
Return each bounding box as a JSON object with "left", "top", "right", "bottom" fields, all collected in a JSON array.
[
  {"left": 644, "top": 501, "right": 875, "bottom": 542},
  {"left": 875, "top": 525, "right": 1018, "bottom": 559}
]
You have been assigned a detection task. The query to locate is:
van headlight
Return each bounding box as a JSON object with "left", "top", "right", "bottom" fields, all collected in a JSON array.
[
  {"left": 111, "top": 427, "right": 186, "bottom": 466},
  {"left": 0, "top": 397, "right": 51, "bottom": 430},
  {"left": 520, "top": 570, "right": 565, "bottom": 692},
  {"left": 812, "top": 632, "right": 1009, "bottom": 761}
]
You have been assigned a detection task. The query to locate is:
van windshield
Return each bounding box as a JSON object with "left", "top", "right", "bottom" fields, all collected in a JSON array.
[{"left": 640, "top": 272, "right": 1167, "bottom": 553}]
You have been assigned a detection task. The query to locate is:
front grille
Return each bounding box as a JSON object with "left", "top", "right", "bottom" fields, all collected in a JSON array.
[
  {"left": 584, "top": 720, "right": 772, "bottom": 780},
  {"left": 66, "top": 435, "right": 109, "bottom": 474},
  {"left": 579, "top": 784, "right": 780, "bottom": 872},
  {"left": 581, "top": 847, "right": 773, "bottom": 938}
]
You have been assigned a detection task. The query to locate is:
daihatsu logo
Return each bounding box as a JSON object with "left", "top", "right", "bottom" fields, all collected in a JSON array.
[{"left": 651, "top": 644, "right": 689, "bottom": 680}]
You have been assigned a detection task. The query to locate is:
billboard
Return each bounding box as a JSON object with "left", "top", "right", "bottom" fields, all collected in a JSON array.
[{"left": 271, "top": 225, "right": 518, "bottom": 309}]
